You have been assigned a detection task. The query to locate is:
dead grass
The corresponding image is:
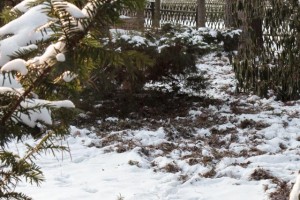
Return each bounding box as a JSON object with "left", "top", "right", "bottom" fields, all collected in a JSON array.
[
  {"left": 163, "top": 162, "right": 180, "bottom": 173},
  {"left": 187, "top": 158, "right": 201, "bottom": 165},
  {"left": 200, "top": 168, "right": 216, "bottom": 178},
  {"left": 269, "top": 181, "right": 290, "bottom": 200},
  {"left": 230, "top": 101, "right": 260, "bottom": 115},
  {"left": 250, "top": 168, "right": 275, "bottom": 181},
  {"left": 239, "top": 119, "right": 256, "bottom": 129}
]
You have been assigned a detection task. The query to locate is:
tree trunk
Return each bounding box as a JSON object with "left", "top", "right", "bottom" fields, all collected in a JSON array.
[
  {"left": 225, "top": 0, "right": 237, "bottom": 28},
  {"left": 251, "top": 18, "right": 263, "bottom": 49},
  {"left": 237, "top": 0, "right": 263, "bottom": 49}
]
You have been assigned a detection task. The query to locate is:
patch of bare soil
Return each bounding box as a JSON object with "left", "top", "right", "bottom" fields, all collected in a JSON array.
[{"left": 74, "top": 90, "right": 223, "bottom": 131}]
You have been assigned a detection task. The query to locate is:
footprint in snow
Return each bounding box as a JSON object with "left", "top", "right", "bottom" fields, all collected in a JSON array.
[
  {"left": 102, "top": 177, "right": 118, "bottom": 182},
  {"left": 72, "top": 156, "right": 86, "bottom": 163},
  {"left": 54, "top": 174, "right": 71, "bottom": 187},
  {"left": 83, "top": 187, "right": 98, "bottom": 193}
]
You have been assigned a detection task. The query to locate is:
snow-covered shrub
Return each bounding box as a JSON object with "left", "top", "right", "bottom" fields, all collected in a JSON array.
[
  {"left": 147, "top": 26, "right": 222, "bottom": 80},
  {"left": 89, "top": 24, "right": 238, "bottom": 94}
]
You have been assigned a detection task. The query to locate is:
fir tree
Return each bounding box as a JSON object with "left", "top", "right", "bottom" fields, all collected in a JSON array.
[{"left": 0, "top": 0, "right": 145, "bottom": 199}]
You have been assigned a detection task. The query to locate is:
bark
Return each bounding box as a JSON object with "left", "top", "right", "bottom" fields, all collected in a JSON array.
[
  {"left": 251, "top": 18, "right": 263, "bottom": 49},
  {"left": 225, "top": 0, "right": 238, "bottom": 28}
]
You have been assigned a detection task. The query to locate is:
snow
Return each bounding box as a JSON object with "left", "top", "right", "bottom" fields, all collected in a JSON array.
[
  {"left": 289, "top": 174, "right": 300, "bottom": 200},
  {"left": 36, "top": 42, "right": 66, "bottom": 65},
  {"left": 1, "top": 58, "right": 28, "bottom": 75},
  {"left": 19, "top": 44, "right": 38, "bottom": 52},
  {"left": 6, "top": 52, "right": 300, "bottom": 200},
  {"left": 132, "top": 128, "right": 166, "bottom": 146},
  {"left": 18, "top": 100, "right": 53, "bottom": 128},
  {"left": 0, "top": 74, "right": 22, "bottom": 88},
  {"left": 52, "top": 1, "right": 87, "bottom": 18},
  {"left": 13, "top": 129, "right": 264, "bottom": 200},
  {"left": 105, "top": 117, "right": 119, "bottom": 122},
  {"left": 48, "top": 100, "right": 75, "bottom": 108},
  {"left": 0, "top": 87, "right": 23, "bottom": 95},
  {"left": 17, "top": 99, "right": 75, "bottom": 128},
  {"left": 65, "top": 2, "right": 86, "bottom": 18},
  {"left": 80, "top": 0, "right": 108, "bottom": 22},
  {"left": 0, "top": 0, "right": 73, "bottom": 128},
  {"left": 56, "top": 53, "right": 66, "bottom": 62},
  {"left": 120, "top": 35, "right": 149, "bottom": 47},
  {"left": 13, "top": 0, "right": 36, "bottom": 13},
  {"left": 0, "top": 4, "right": 52, "bottom": 66},
  {"left": 62, "top": 71, "right": 78, "bottom": 82},
  {"left": 1, "top": 1, "right": 299, "bottom": 199},
  {"left": 120, "top": 15, "right": 131, "bottom": 19}
]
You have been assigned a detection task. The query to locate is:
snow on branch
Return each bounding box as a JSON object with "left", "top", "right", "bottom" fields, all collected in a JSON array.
[
  {"left": 0, "top": 4, "right": 52, "bottom": 66},
  {"left": 0, "top": 0, "right": 118, "bottom": 129},
  {"left": 0, "top": 87, "right": 23, "bottom": 95},
  {"left": 0, "top": 0, "right": 88, "bottom": 128},
  {"left": 1, "top": 59, "right": 28, "bottom": 75},
  {"left": 13, "top": 0, "right": 37, "bottom": 13},
  {"left": 17, "top": 99, "right": 75, "bottom": 128},
  {"left": 28, "top": 41, "right": 66, "bottom": 66},
  {"left": 51, "top": 0, "right": 87, "bottom": 19}
]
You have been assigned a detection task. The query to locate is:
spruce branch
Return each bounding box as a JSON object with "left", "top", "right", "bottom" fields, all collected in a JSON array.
[
  {"left": 0, "top": 65, "right": 52, "bottom": 126},
  {"left": 0, "top": 0, "right": 114, "bottom": 127}
]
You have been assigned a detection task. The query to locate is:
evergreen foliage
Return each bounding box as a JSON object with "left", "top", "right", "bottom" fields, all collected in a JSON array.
[
  {"left": 0, "top": 0, "right": 145, "bottom": 199},
  {"left": 233, "top": 0, "right": 300, "bottom": 100},
  {"left": 84, "top": 24, "right": 235, "bottom": 95}
]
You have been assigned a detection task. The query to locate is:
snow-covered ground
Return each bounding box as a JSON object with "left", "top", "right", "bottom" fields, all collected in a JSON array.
[
  {"left": 14, "top": 133, "right": 264, "bottom": 200},
  {"left": 13, "top": 53, "right": 299, "bottom": 199},
  {"left": 1, "top": 1, "right": 298, "bottom": 199},
  {"left": 13, "top": 134, "right": 265, "bottom": 200}
]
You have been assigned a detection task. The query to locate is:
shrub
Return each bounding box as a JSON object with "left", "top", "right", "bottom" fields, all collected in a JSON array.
[
  {"left": 233, "top": 0, "right": 300, "bottom": 101},
  {"left": 85, "top": 24, "right": 238, "bottom": 95}
]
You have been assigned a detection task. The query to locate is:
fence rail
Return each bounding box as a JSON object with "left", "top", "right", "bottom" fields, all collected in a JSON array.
[
  {"left": 120, "top": 0, "right": 226, "bottom": 30},
  {"left": 160, "top": 2, "right": 198, "bottom": 27},
  {"left": 205, "top": 0, "right": 225, "bottom": 29}
]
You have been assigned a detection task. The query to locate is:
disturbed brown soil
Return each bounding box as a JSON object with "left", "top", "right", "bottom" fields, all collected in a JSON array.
[{"left": 73, "top": 90, "right": 222, "bottom": 130}]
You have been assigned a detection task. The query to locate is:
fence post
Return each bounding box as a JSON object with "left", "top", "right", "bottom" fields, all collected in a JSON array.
[
  {"left": 153, "top": 0, "right": 161, "bottom": 28},
  {"left": 197, "top": 0, "right": 206, "bottom": 28}
]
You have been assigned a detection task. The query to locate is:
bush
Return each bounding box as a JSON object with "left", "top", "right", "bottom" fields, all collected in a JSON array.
[
  {"left": 84, "top": 24, "right": 238, "bottom": 95},
  {"left": 233, "top": 0, "right": 300, "bottom": 101}
]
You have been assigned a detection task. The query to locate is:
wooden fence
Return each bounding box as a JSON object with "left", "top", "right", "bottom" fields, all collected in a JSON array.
[{"left": 119, "top": 0, "right": 227, "bottom": 30}]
